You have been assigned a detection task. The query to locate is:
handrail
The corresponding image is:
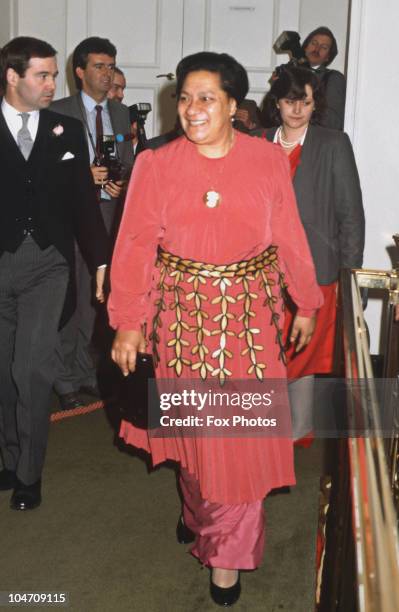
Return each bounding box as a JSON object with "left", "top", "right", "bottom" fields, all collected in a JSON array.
[{"left": 339, "top": 268, "right": 399, "bottom": 611}]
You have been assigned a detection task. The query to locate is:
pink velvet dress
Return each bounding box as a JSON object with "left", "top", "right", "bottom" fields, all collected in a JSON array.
[{"left": 108, "top": 130, "right": 323, "bottom": 505}]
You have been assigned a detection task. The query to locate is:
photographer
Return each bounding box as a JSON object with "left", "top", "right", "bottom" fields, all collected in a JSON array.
[
  {"left": 50, "top": 37, "right": 133, "bottom": 410},
  {"left": 302, "top": 26, "right": 346, "bottom": 130},
  {"left": 268, "top": 27, "right": 346, "bottom": 131},
  {"left": 51, "top": 37, "right": 133, "bottom": 232}
]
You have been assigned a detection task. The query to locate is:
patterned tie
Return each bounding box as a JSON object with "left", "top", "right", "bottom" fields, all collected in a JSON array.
[
  {"left": 95, "top": 105, "right": 103, "bottom": 160},
  {"left": 17, "top": 113, "right": 34, "bottom": 160}
]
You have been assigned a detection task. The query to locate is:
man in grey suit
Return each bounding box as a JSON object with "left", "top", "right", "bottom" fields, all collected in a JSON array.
[{"left": 51, "top": 37, "right": 134, "bottom": 409}]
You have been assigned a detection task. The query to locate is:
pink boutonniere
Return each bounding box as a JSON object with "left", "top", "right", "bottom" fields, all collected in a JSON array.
[{"left": 52, "top": 124, "right": 64, "bottom": 137}]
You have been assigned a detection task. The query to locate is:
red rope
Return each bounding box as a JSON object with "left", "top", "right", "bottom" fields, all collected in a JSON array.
[{"left": 50, "top": 400, "right": 104, "bottom": 422}]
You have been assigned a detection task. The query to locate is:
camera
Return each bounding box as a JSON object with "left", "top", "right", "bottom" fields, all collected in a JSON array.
[
  {"left": 129, "top": 103, "right": 152, "bottom": 153},
  {"left": 129, "top": 102, "right": 152, "bottom": 124},
  {"left": 96, "top": 135, "right": 124, "bottom": 181},
  {"left": 273, "top": 31, "right": 309, "bottom": 75}
]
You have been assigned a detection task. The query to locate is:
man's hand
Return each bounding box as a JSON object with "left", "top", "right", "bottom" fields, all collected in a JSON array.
[
  {"left": 395, "top": 304, "right": 399, "bottom": 321},
  {"left": 96, "top": 267, "right": 106, "bottom": 303},
  {"left": 290, "top": 315, "right": 316, "bottom": 352},
  {"left": 235, "top": 108, "right": 256, "bottom": 130},
  {"left": 91, "top": 164, "right": 108, "bottom": 187},
  {"left": 104, "top": 180, "right": 124, "bottom": 198},
  {"left": 111, "top": 330, "right": 147, "bottom": 376}
]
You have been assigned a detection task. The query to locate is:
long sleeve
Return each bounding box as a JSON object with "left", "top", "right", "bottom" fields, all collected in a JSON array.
[
  {"left": 270, "top": 147, "right": 324, "bottom": 316},
  {"left": 108, "top": 149, "right": 163, "bottom": 330},
  {"left": 332, "top": 133, "right": 365, "bottom": 269}
]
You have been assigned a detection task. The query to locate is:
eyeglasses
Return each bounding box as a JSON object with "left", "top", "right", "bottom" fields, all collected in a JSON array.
[
  {"left": 92, "top": 63, "right": 115, "bottom": 72},
  {"left": 309, "top": 39, "right": 331, "bottom": 52}
]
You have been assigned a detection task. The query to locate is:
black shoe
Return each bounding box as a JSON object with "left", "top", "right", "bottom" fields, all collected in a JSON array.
[
  {"left": 10, "top": 479, "right": 42, "bottom": 511},
  {"left": 176, "top": 515, "right": 195, "bottom": 544},
  {"left": 59, "top": 392, "right": 83, "bottom": 411},
  {"left": 210, "top": 576, "right": 241, "bottom": 607},
  {"left": 79, "top": 385, "right": 101, "bottom": 399},
  {"left": 0, "top": 469, "right": 17, "bottom": 491}
]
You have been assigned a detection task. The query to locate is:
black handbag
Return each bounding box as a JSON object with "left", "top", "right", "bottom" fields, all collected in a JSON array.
[{"left": 121, "top": 353, "right": 161, "bottom": 429}]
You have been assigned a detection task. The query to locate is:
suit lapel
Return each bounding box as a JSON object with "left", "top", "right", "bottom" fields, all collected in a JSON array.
[
  {"left": 73, "top": 94, "right": 90, "bottom": 147},
  {"left": 27, "top": 110, "right": 61, "bottom": 184},
  {"left": 293, "top": 124, "right": 317, "bottom": 194},
  {"left": 108, "top": 100, "right": 125, "bottom": 159},
  {"left": 108, "top": 99, "right": 119, "bottom": 134},
  {"left": 27, "top": 110, "right": 50, "bottom": 167}
]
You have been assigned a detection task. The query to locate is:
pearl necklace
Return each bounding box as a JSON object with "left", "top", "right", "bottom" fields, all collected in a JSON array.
[{"left": 277, "top": 126, "right": 302, "bottom": 149}]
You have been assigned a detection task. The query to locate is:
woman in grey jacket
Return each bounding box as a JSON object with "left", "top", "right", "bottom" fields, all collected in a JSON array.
[{"left": 262, "top": 66, "right": 365, "bottom": 441}]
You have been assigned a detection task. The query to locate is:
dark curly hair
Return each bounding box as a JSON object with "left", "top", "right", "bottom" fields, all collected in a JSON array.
[
  {"left": 261, "top": 65, "right": 326, "bottom": 127},
  {"left": 302, "top": 26, "right": 338, "bottom": 66},
  {"left": 176, "top": 51, "right": 249, "bottom": 105}
]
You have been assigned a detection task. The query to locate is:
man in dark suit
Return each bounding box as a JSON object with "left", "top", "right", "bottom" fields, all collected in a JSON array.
[
  {"left": 51, "top": 37, "right": 134, "bottom": 409},
  {"left": 0, "top": 36, "right": 108, "bottom": 510},
  {"left": 302, "top": 26, "right": 346, "bottom": 130}
]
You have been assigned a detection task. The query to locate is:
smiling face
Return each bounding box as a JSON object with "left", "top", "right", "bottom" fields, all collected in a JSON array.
[
  {"left": 304, "top": 34, "right": 332, "bottom": 67},
  {"left": 76, "top": 53, "right": 115, "bottom": 101},
  {"left": 6, "top": 56, "right": 58, "bottom": 111},
  {"left": 177, "top": 70, "right": 237, "bottom": 154},
  {"left": 277, "top": 84, "right": 315, "bottom": 132}
]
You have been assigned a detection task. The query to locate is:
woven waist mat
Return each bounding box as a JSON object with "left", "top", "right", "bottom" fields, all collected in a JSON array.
[
  {"left": 150, "top": 245, "right": 287, "bottom": 382},
  {"left": 157, "top": 245, "right": 282, "bottom": 279}
]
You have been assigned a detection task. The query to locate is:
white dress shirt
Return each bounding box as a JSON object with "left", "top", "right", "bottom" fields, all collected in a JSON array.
[
  {"left": 1, "top": 97, "right": 40, "bottom": 144},
  {"left": 80, "top": 91, "right": 113, "bottom": 161}
]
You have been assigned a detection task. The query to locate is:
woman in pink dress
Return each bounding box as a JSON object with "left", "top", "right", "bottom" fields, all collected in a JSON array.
[{"left": 108, "top": 52, "right": 323, "bottom": 607}]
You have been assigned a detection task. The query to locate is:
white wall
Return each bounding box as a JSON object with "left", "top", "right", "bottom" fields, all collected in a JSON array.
[
  {"left": 0, "top": 1, "right": 12, "bottom": 46},
  {"left": 0, "top": 0, "right": 350, "bottom": 102},
  {"left": 18, "top": 0, "right": 68, "bottom": 95},
  {"left": 0, "top": 0, "right": 186, "bottom": 135},
  {"left": 345, "top": 0, "right": 399, "bottom": 352}
]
